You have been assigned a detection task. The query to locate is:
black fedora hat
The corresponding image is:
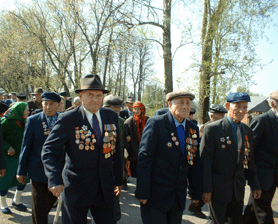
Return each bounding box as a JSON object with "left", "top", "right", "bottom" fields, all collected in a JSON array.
[{"left": 75, "top": 74, "right": 109, "bottom": 94}]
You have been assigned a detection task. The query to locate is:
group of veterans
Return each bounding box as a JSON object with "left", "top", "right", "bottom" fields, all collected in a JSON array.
[{"left": 0, "top": 74, "right": 277, "bottom": 224}]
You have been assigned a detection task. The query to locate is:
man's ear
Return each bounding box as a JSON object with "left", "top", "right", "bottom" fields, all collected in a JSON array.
[
  {"left": 167, "top": 100, "right": 171, "bottom": 108},
  {"left": 225, "top": 102, "right": 230, "bottom": 110}
]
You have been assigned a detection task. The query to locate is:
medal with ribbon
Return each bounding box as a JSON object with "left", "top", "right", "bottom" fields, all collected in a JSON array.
[
  {"left": 243, "top": 135, "right": 251, "bottom": 169},
  {"left": 186, "top": 128, "right": 198, "bottom": 165},
  {"left": 103, "top": 124, "right": 117, "bottom": 159},
  {"left": 75, "top": 125, "right": 96, "bottom": 151}
]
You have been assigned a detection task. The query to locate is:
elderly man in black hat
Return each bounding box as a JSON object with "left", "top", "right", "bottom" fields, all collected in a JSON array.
[
  {"left": 17, "top": 91, "right": 61, "bottom": 224},
  {"left": 28, "top": 88, "right": 43, "bottom": 115},
  {"left": 201, "top": 92, "right": 261, "bottom": 224},
  {"left": 42, "top": 74, "right": 123, "bottom": 224},
  {"left": 59, "top": 91, "right": 72, "bottom": 109},
  {"left": 243, "top": 90, "right": 278, "bottom": 224},
  {"left": 136, "top": 90, "right": 202, "bottom": 223},
  {"left": 119, "top": 96, "right": 135, "bottom": 120}
]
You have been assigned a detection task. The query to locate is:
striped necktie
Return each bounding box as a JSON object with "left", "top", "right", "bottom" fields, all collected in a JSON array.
[{"left": 93, "top": 114, "right": 101, "bottom": 143}]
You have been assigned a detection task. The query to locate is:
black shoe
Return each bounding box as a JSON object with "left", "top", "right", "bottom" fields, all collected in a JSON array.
[
  {"left": 188, "top": 201, "right": 207, "bottom": 219},
  {"left": 189, "top": 210, "right": 207, "bottom": 219}
]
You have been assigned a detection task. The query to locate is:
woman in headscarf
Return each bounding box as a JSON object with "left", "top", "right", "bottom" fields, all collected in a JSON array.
[
  {"left": 0, "top": 102, "right": 29, "bottom": 214},
  {"left": 124, "top": 101, "right": 148, "bottom": 178}
]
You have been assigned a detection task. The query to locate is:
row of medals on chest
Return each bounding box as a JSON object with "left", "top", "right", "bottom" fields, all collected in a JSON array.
[
  {"left": 42, "top": 122, "right": 50, "bottom": 135},
  {"left": 75, "top": 125, "right": 95, "bottom": 151},
  {"left": 103, "top": 124, "right": 117, "bottom": 159}
]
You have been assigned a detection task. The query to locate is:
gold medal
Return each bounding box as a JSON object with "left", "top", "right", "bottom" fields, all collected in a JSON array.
[
  {"left": 75, "top": 130, "right": 80, "bottom": 134},
  {"left": 81, "top": 134, "right": 86, "bottom": 140},
  {"left": 175, "top": 141, "right": 179, "bottom": 146},
  {"left": 172, "top": 137, "right": 177, "bottom": 141},
  {"left": 222, "top": 145, "right": 226, "bottom": 149},
  {"left": 227, "top": 140, "right": 231, "bottom": 145},
  {"left": 76, "top": 135, "right": 80, "bottom": 140},
  {"left": 105, "top": 132, "right": 109, "bottom": 137},
  {"left": 92, "top": 138, "right": 96, "bottom": 143},
  {"left": 90, "top": 145, "right": 95, "bottom": 150},
  {"left": 85, "top": 146, "right": 89, "bottom": 150},
  {"left": 79, "top": 144, "right": 84, "bottom": 150},
  {"left": 105, "top": 154, "right": 108, "bottom": 159},
  {"left": 103, "top": 143, "right": 108, "bottom": 148},
  {"left": 108, "top": 152, "right": 111, "bottom": 157}
]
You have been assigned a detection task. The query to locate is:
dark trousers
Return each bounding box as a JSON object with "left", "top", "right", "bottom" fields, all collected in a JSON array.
[
  {"left": 208, "top": 196, "right": 243, "bottom": 224},
  {"left": 243, "top": 185, "right": 277, "bottom": 224},
  {"left": 140, "top": 196, "right": 183, "bottom": 224},
  {"left": 62, "top": 188, "right": 115, "bottom": 224},
  {"left": 31, "top": 181, "right": 57, "bottom": 224}
]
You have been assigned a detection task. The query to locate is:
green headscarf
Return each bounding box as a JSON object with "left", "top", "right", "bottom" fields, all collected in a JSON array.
[{"left": 1, "top": 102, "right": 28, "bottom": 124}]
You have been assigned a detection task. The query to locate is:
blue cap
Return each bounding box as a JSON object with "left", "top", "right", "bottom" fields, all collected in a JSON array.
[
  {"left": 41, "top": 91, "right": 61, "bottom": 103},
  {"left": 226, "top": 92, "right": 251, "bottom": 103}
]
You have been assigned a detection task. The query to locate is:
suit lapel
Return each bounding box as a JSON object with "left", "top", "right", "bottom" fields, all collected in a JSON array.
[
  {"left": 268, "top": 110, "right": 278, "bottom": 140},
  {"left": 222, "top": 117, "right": 237, "bottom": 162}
]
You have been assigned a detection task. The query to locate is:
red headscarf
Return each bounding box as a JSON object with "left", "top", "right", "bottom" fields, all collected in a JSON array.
[{"left": 133, "top": 101, "right": 147, "bottom": 142}]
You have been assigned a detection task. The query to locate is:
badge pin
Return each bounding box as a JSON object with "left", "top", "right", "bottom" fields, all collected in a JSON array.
[
  {"left": 167, "top": 142, "right": 172, "bottom": 148},
  {"left": 222, "top": 145, "right": 226, "bottom": 149},
  {"left": 227, "top": 140, "right": 232, "bottom": 145},
  {"left": 79, "top": 144, "right": 84, "bottom": 150},
  {"left": 175, "top": 141, "right": 179, "bottom": 146}
]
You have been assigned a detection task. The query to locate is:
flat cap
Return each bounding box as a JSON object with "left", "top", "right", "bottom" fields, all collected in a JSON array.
[
  {"left": 59, "top": 91, "right": 70, "bottom": 97},
  {"left": 11, "top": 92, "right": 16, "bottom": 95},
  {"left": 226, "top": 92, "right": 251, "bottom": 103},
  {"left": 269, "top": 90, "right": 278, "bottom": 101},
  {"left": 103, "top": 95, "right": 123, "bottom": 107},
  {"left": 166, "top": 90, "right": 195, "bottom": 102},
  {"left": 32, "top": 88, "right": 44, "bottom": 94},
  {"left": 190, "top": 107, "right": 196, "bottom": 114},
  {"left": 16, "top": 93, "right": 27, "bottom": 100},
  {"left": 41, "top": 91, "right": 61, "bottom": 103},
  {"left": 209, "top": 104, "right": 227, "bottom": 113},
  {"left": 126, "top": 96, "right": 135, "bottom": 104}
]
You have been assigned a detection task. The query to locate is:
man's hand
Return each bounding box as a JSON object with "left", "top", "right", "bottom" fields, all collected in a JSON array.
[
  {"left": 114, "top": 186, "right": 122, "bottom": 197},
  {"left": 202, "top": 192, "right": 212, "bottom": 203},
  {"left": 49, "top": 185, "right": 64, "bottom": 198},
  {"left": 140, "top": 199, "right": 148, "bottom": 204},
  {"left": 0, "top": 169, "right": 6, "bottom": 177},
  {"left": 7, "top": 147, "right": 15, "bottom": 156},
  {"left": 252, "top": 190, "right": 262, "bottom": 199},
  {"left": 192, "top": 200, "right": 200, "bottom": 204},
  {"left": 16, "top": 175, "right": 26, "bottom": 184}
]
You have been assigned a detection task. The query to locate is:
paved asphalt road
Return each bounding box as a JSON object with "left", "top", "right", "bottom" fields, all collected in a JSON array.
[{"left": 0, "top": 178, "right": 277, "bottom": 224}]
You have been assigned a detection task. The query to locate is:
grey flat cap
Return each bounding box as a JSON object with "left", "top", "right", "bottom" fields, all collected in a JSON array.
[
  {"left": 209, "top": 104, "right": 227, "bottom": 113},
  {"left": 166, "top": 90, "right": 195, "bottom": 102},
  {"left": 103, "top": 95, "right": 123, "bottom": 107}
]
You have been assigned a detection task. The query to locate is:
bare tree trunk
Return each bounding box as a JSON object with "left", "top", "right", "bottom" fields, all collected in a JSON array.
[
  {"left": 163, "top": 0, "right": 173, "bottom": 94},
  {"left": 198, "top": 0, "right": 228, "bottom": 124}
]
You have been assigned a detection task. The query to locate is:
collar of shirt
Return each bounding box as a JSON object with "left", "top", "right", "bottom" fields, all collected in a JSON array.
[
  {"left": 172, "top": 115, "right": 186, "bottom": 129},
  {"left": 83, "top": 106, "right": 102, "bottom": 134},
  {"left": 227, "top": 115, "right": 241, "bottom": 142},
  {"left": 45, "top": 113, "right": 58, "bottom": 123}
]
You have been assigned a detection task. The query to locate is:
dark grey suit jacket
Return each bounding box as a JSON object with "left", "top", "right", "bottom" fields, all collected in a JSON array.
[
  {"left": 201, "top": 116, "right": 260, "bottom": 203},
  {"left": 250, "top": 109, "right": 278, "bottom": 191}
]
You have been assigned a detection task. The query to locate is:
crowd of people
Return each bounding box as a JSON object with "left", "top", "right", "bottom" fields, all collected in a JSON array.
[{"left": 0, "top": 74, "right": 277, "bottom": 224}]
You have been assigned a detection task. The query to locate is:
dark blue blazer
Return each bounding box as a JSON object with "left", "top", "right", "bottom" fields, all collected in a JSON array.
[
  {"left": 41, "top": 106, "right": 123, "bottom": 208},
  {"left": 136, "top": 111, "right": 202, "bottom": 212},
  {"left": 201, "top": 117, "right": 260, "bottom": 203},
  {"left": 17, "top": 112, "right": 61, "bottom": 183},
  {"left": 119, "top": 109, "right": 130, "bottom": 120},
  {"left": 250, "top": 109, "right": 278, "bottom": 191}
]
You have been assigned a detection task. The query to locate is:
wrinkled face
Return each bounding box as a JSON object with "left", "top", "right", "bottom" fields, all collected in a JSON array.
[
  {"left": 34, "top": 94, "right": 42, "bottom": 102},
  {"left": 168, "top": 97, "right": 191, "bottom": 122},
  {"left": 126, "top": 102, "right": 133, "bottom": 111},
  {"left": 210, "top": 112, "right": 225, "bottom": 121},
  {"left": 226, "top": 101, "right": 248, "bottom": 123},
  {"left": 133, "top": 107, "right": 141, "bottom": 116},
  {"left": 79, "top": 90, "right": 103, "bottom": 114},
  {"left": 42, "top": 100, "right": 60, "bottom": 117},
  {"left": 109, "top": 105, "right": 121, "bottom": 115},
  {"left": 22, "top": 106, "right": 29, "bottom": 119}
]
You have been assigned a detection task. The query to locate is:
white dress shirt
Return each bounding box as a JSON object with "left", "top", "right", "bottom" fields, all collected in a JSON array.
[{"left": 83, "top": 106, "right": 103, "bottom": 134}]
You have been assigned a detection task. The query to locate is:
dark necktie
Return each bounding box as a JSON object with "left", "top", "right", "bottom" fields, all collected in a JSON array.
[
  {"left": 177, "top": 125, "right": 185, "bottom": 156},
  {"left": 93, "top": 114, "right": 101, "bottom": 143}
]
